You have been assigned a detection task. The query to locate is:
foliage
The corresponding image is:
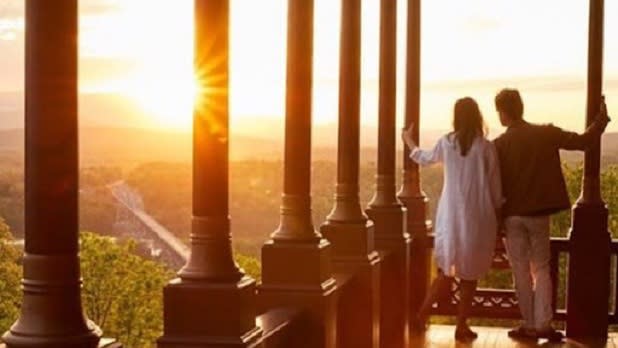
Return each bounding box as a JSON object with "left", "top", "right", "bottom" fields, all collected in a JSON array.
[
  {"left": 236, "top": 252, "right": 261, "bottom": 280},
  {"left": 80, "top": 232, "right": 173, "bottom": 348},
  {"left": 0, "top": 171, "right": 24, "bottom": 237},
  {"left": 0, "top": 218, "right": 21, "bottom": 335}
]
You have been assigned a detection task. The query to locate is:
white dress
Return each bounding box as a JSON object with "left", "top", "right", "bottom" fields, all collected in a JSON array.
[{"left": 411, "top": 134, "right": 502, "bottom": 280}]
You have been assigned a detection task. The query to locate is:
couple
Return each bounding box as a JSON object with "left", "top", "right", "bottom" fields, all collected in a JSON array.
[{"left": 402, "top": 88, "right": 611, "bottom": 342}]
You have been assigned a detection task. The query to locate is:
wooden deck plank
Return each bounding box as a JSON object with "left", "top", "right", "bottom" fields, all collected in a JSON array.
[{"left": 410, "top": 325, "right": 618, "bottom": 348}]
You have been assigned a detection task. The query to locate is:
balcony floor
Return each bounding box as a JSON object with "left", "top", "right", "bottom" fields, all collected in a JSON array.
[{"left": 411, "top": 325, "right": 618, "bottom": 348}]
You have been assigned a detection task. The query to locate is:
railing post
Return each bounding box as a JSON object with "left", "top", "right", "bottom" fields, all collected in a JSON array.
[
  {"left": 157, "top": 1, "right": 263, "bottom": 346},
  {"left": 566, "top": 0, "right": 610, "bottom": 342},
  {"left": 258, "top": 1, "right": 338, "bottom": 347},
  {"left": 320, "top": 1, "right": 380, "bottom": 347},
  {"left": 365, "top": 0, "right": 411, "bottom": 347},
  {"left": 1, "top": 1, "right": 101, "bottom": 347},
  {"left": 397, "top": 0, "right": 432, "bottom": 332}
]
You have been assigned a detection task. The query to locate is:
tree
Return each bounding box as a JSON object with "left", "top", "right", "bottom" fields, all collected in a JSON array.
[
  {"left": 80, "top": 232, "right": 173, "bottom": 348},
  {"left": 0, "top": 218, "right": 21, "bottom": 334}
]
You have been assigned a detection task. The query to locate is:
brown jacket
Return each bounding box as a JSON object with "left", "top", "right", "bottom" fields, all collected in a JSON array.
[{"left": 494, "top": 120, "right": 600, "bottom": 217}]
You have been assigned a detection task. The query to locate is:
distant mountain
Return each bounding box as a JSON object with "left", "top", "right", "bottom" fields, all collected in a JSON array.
[
  {"left": 0, "top": 128, "right": 282, "bottom": 165},
  {"left": 1, "top": 127, "right": 618, "bottom": 166}
]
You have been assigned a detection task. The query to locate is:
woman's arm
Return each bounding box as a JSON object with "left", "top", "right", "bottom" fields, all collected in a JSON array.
[{"left": 401, "top": 124, "right": 444, "bottom": 166}]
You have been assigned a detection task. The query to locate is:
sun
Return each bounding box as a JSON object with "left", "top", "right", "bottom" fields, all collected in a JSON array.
[{"left": 128, "top": 69, "right": 198, "bottom": 130}]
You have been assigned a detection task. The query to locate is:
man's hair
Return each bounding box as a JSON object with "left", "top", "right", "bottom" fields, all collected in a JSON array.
[{"left": 495, "top": 88, "right": 524, "bottom": 121}]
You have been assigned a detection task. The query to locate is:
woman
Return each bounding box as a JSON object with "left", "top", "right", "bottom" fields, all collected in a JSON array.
[{"left": 402, "top": 97, "right": 502, "bottom": 341}]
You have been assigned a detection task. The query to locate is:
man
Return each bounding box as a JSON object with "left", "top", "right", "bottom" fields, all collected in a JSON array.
[{"left": 493, "top": 88, "right": 610, "bottom": 341}]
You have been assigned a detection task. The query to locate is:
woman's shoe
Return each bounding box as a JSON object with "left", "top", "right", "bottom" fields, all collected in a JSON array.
[
  {"left": 536, "top": 328, "right": 564, "bottom": 342},
  {"left": 507, "top": 326, "right": 537, "bottom": 341},
  {"left": 455, "top": 326, "right": 478, "bottom": 342}
]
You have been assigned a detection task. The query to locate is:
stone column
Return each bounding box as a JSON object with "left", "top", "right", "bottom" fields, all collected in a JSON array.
[
  {"left": 320, "top": 1, "right": 380, "bottom": 347},
  {"left": 366, "top": 0, "right": 411, "bottom": 347},
  {"left": 1, "top": 1, "right": 101, "bottom": 347},
  {"left": 397, "top": 0, "right": 432, "bottom": 332},
  {"left": 258, "top": 1, "right": 337, "bottom": 347},
  {"left": 157, "top": 1, "right": 262, "bottom": 346},
  {"left": 567, "top": 0, "right": 610, "bottom": 342}
]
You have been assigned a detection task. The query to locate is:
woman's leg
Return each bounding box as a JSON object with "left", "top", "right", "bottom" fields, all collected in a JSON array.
[
  {"left": 417, "top": 269, "right": 451, "bottom": 323},
  {"left": 455, "top": 279, "right": 478, "bottom": 337}
]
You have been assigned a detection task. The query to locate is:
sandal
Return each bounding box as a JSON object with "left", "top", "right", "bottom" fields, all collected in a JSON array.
[
  {"left": 507, "top": 326, "right": 537, "bottom": 341},
  {"left": 536, "top": 328, "right": 564, "bottom": 342},
  {"left": 455, "top": 326, "right": 478, "bottom": 342}
]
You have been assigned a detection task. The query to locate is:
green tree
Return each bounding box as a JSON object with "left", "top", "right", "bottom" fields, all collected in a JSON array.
[
  {"left": 0, "top": 218, "right": 21, "bottom": 334},
  {"left": 80, "top": 232, "right": 173, "bottom": 348}
]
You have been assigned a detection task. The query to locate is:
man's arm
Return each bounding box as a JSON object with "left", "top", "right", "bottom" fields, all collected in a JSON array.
[{"left": 555, "top": 97, "right": 611, "bottom": 151}]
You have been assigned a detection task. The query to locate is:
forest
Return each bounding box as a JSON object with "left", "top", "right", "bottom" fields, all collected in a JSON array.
[{"left": 1, "top": 151, "right": 618, "bottom": 346}]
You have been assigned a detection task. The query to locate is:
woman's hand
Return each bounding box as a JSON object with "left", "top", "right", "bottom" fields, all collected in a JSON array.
[{"left": 401, "top": 123, "right": 416, "bottom": 150}]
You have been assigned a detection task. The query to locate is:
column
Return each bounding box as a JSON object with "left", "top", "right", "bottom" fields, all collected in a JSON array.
[
  {"left": 567, "top": 0, "right": 610, "bottom": 341},
  {"left": 397, "top": 0, "right": 432, "bottom": 332},
  {"left": 366, "top": 0, "right": 411, "bottom": 346},
  {"left": 2, "top": 1, "right": 101, "bottom": 347},
  {"left": 157, "top": 1, "right": 262, "bottom": 346},
  {"left": 319, "top": 1, "right": 380, "bottom": 347},
  {"left": 258, "top": 1, "right": 337, "bottom": 347}
]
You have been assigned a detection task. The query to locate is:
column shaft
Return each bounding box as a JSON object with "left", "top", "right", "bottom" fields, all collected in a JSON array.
[
  {"left": 272, "top": 0, "right": 320, "bottom": 242},
  {"left": 566, "top": 0, "right": 610, "bottom": 342},
  {"left": 2, "top": 1, "right": 101, "bottom": 347},
  {"left": 327, "top": 0, "right": 365, "bottom": 223},
  {"left": 158, "top": 1, "right": 262, "bottom": 346},
  {"left": 178, "top": 0, "right": 241, "bottom": 282},
  {"left": 398, "top": 0, "right": 431, "bottom": 331},
  {"left": 400, "top": 0, "right": 422, "bottom": 198},
  {"left": 582, "top": 0, "right": 604, "bottom": 205},
  {"left": 366, "top": 1, "right": 411, "bottom": 347},
  {"left": 321, "top": 2, "right": 380, "bottom": 347},
  {"left": 369, "top": 0, "right": 399, "bottom": 208},
  {"left": 259, "top": 2, "right": 337, "bottom": 347}
]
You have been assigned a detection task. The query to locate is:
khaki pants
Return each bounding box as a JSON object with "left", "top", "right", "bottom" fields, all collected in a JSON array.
[{"left": 504, "top": 215, "right": 553, "bottom": 331}]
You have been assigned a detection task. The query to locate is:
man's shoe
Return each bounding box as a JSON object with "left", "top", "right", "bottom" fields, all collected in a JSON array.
[
  {"left": 507, "top": 326, "right": 537, "bottom": 341},
  {"left": 455, "top": 326, "right": 478, "bottom": 342},
  {"left": 536, "top": 328, "right": 564, "bottom": 342}
]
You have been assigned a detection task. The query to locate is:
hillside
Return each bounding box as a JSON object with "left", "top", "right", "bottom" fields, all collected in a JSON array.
[{"left": 1, "top": 127, "right": 618, "bottom": 165}]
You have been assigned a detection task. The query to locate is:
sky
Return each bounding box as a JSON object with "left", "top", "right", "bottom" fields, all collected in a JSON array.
[{"left": 1, "top": 0, "right": 618, "bottom": 134}]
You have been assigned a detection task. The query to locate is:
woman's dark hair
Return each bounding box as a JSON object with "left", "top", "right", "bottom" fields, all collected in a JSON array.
[
  {"left": 495, "top": 88, "right": 524, "bottom": 121},
  {"left": 451, "top": 97, "right": 487, "bottom": 156}
]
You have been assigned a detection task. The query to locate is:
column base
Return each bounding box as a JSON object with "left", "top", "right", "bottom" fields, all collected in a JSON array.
[
  {"left": 2, "top": 253, "right": 101, "bottom": 348},
  {"left": 158, "top": 277, "right": 263, "bottom": 348},
  {"left": 566, "top": 202, "right": 610, "bottom": 341},
  {"left": 2, "top": 322, "right": 100, "bottom": 348},
  {"left": 367, "top": 205, "right": 411, "bottom": 348},
  {"left": 398, "top": 195, "right": 432, "bottom": 333},
  {"left": 321, "top": 221, "right": 380, "bottom": 348},
  {"left": 259, "top": 239, "right": 337, "bottom": 348}
]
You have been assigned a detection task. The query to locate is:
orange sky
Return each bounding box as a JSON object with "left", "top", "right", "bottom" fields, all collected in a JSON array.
[{"left": 0, "top": 0, "right": 617, "bottom": 133}]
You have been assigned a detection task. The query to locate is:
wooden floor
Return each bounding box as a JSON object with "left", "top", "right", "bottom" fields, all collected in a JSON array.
[{"left": 410, "top": 325, "right": 618, "bottom": 348}]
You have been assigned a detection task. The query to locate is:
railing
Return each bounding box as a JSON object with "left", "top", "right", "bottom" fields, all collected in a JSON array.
[{"left": 425, "top": 235, "right": 618, "bottom": 323}]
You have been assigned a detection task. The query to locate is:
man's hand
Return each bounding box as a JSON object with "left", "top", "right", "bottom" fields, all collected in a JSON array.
[
  {"left": 600, "top": 95, "right": 611, "bottom": 124},
  {"left": 401, "top": 123, "right": 416, "bottom": 149},
  {"left": 590, "top": 96, "right": 611, "bottom": 135}
]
